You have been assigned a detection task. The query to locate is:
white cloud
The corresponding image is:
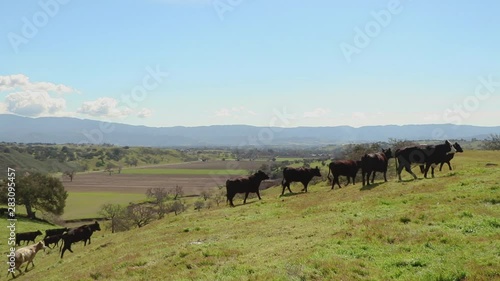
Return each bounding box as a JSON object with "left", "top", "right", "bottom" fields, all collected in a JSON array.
[
  {"left": 137, "top": 108, "right": 153, "bottom": 118},
  {"left": 303, "top": 108, "right": 331, "bottom": 118},
  {"left": 247, "top": 110, "right": 257, "bottom": 116},
  {"left": 0, "top": 102, "right": 7, "bottom": 114},
  {"left": 215, "top": 108, "right": 231, "bottom": 117},
  {"left": 214, "top": 106, "right": 258, "bottom": 118},
  {"left": 5, "top": 92, "right": 66, "bottom": 117},
  {"left": 0, "top": 74, "right": 75, "bottom": 94},
  {"left": 352, "top": 112, "right": 367, "bottom": 120},
  {"left": 77, "top": 97, "right": 132, "bottom": 118}
]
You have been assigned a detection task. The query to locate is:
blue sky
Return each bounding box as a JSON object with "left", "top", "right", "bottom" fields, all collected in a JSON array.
[{"left": 1, "top": 0, "right": 499, "bottom": 127}]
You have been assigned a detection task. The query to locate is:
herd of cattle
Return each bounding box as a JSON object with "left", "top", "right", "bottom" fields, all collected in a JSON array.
[
  {"left": 226, "top": 140, "right": 463, "bottom": 206},
  {"left": 8, "top": 140, "right": 463, "bottom": 277},
  {"left": 9, "top": 221, "right": 101, "bottom": 278}
]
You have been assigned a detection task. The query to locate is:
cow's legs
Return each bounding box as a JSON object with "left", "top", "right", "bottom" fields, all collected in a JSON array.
[
  {"left": 404, "top": 164, "right": 417, "bottom": 180},
  {"left": 61, "top": 242, "right": 73, "bottom": 258},
  {"left": 10, "top": 267, "right": 21, "bottom": 278},
  {"left": 364, "top": 171, "right": 371, "bottom": 185},
  {"left": 419, "top": 165, "right": 425, "bottom": 173},
  {"left": 430, "top": 164, "right": 436, "bottom": 178},
  {"left": 345, "top": 176, "right": 351, "bottom": 186},
  {"left": 371, "top": 172, "right": 376, "bottom": 184},
  {"left": 302, "top": 182, "right": 308, "bottom": 192},
  {"left": 423, "top": 164, "right": 430, "bottom": 178},
  {"left": 281, "top": 181, "right": 287, "bottom": 195},
  {"left": 243, "top": 192, "right": 249, "bottom": 204},
  {"left": 25, "top": 260, "right": 35, "bottom": 272},
  {"left": 228, "top": 193, "right": 236, "bottom": 207},
  {"left": 334, "top": 176, "right": 341, "bottom": 189},
  {"left": 397, "top": 165, "right": 404, "bottom": 181},
  {"left": 383, "top": 171, "right": 387, "bottom": 182},
  {"left": 281, "top": 181, "right": 293, "bottom": 195},
  {"left": 256, "top": 190, "right": 262, "bottom": 200}
]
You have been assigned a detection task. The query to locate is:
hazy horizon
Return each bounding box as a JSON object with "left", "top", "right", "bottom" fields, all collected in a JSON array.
[
  {"left": 3, "top": 113, "right": 500, "bottom": 130},
  {"left": 1, "top": 1, "right": 499, "bottom": 128}
]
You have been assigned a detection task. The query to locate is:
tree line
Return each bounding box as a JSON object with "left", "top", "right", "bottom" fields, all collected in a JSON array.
[{"left": 98, "top": 185, "right": 226, "bottom": 233}]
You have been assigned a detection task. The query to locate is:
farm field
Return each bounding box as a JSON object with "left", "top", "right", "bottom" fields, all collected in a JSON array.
[
  {"left": 138, "top": 160, "right": 269, "bottom": 170},
  {"left": 57, "top": 160, "right": 271, "bottom": 219},
  {"left": 63, "top": 192, "right": 147, "bottom": 220},
  {"left": 121, "top": 168, "right": 248, "bottom": 175},
  {"left": 62, "top": 160, "right": 268, "bottom": 195},
  {"left": 5, "top": 150, "right": 499, "bottom": 280}
]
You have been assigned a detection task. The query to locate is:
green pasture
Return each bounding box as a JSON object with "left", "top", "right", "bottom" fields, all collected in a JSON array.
[
  {"left": 62, "top": 192, "right": 146, "bottom": 220},
  {"left": 120, "top": 168, "right": 248, "bottom": 175},
  {"left": 6, "top": 150, "right": 500, "bottom": 280}
]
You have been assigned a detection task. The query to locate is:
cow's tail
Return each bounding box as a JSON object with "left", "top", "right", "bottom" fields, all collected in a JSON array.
[
  {"left": 281, "top": 167, "right": 288, "bottom": 186},
  {"left": 326, "top": 166, "right": 332, "bottom": 182}
]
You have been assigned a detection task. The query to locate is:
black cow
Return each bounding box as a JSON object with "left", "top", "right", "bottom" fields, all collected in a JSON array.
[
  {"left": 60, "top": 221, "right": 101, "bottom": 258},
  {"left": 44, "top": 234, "right": 64, "bottom": 249},
  {"left": 395, "top": 140, "right": 456, "bottom": 180},
  {"left": 45, "top": 227, "right": 69, "bottom": 238},
  {"left": 225, "top": 170, "right": 269, "bottom": 207},
  {"left": 418, "top": 142, "right": 464, "bottom": 172},
  {"left": 281, "top": 166, "right": 322, "bottom": 194},
  {"left": 326, "top": 160, "right": 361, "bottom": 190},
  {"left": 361, "top": 148, "right": 393, "bottom": 186},
  {"left": 15, "top": 230, "right": 42, "bottom": 246}
]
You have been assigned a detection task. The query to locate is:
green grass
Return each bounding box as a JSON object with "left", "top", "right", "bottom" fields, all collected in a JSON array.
[
  {"left": 63, "top": 192, "right": 146, "bottom": 220},
  {"left": 4, "top": 150, "right": 500, "bottom": 280},
  {"left": 0, "top": 144, "right": 193, "bottom": 175},
  {"left": 120, "top": 168, "right": 248, "bottom": 175}
]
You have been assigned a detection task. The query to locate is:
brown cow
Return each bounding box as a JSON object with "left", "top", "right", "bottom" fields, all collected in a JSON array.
[
  {"left": 326, "top": 160, "right": 361, "bottom": 189},
  {"left": 361, "top": 148, "right": 393, "bottom": 186},
  {"left": 281, "top": 166, "right": 322, "bottom": 194},
  {"left": 226, "top": 170, "right": 269, "bottom": 207}
]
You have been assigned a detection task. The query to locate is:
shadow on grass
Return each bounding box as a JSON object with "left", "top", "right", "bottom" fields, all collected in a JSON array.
[
  {"left": 279, "top": 192, "right": 304, "bottom": 198},
  {"left": 442, "top": 172, "right": 457, "bottom": 177},
  {"left": 328, "top": 181, "right": 361, "bottom": 190},
  {"left": 231, "top": 200, "right": 259, "bottom": 208},
  {"left": 360, "top": 182, "right": 385, "bottom": 191},
  {"left": 397, "top": 178, "right": 422, "bottom": 183}
]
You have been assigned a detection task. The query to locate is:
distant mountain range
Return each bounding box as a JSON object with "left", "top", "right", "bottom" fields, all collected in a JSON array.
[{"left": 0, "top": 114, "right": 498, "bottom": 146}]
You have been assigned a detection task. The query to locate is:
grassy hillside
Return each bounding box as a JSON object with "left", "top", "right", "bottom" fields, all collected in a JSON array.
[
  {"left": 0, "top": 143, "right": 194, "bottom": 175},
  {"left": 5, "top": 151, "right": 500, "bottom": 280},
  {"left": 0, "top": 148, "right": 82, "bottom": 175}
]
